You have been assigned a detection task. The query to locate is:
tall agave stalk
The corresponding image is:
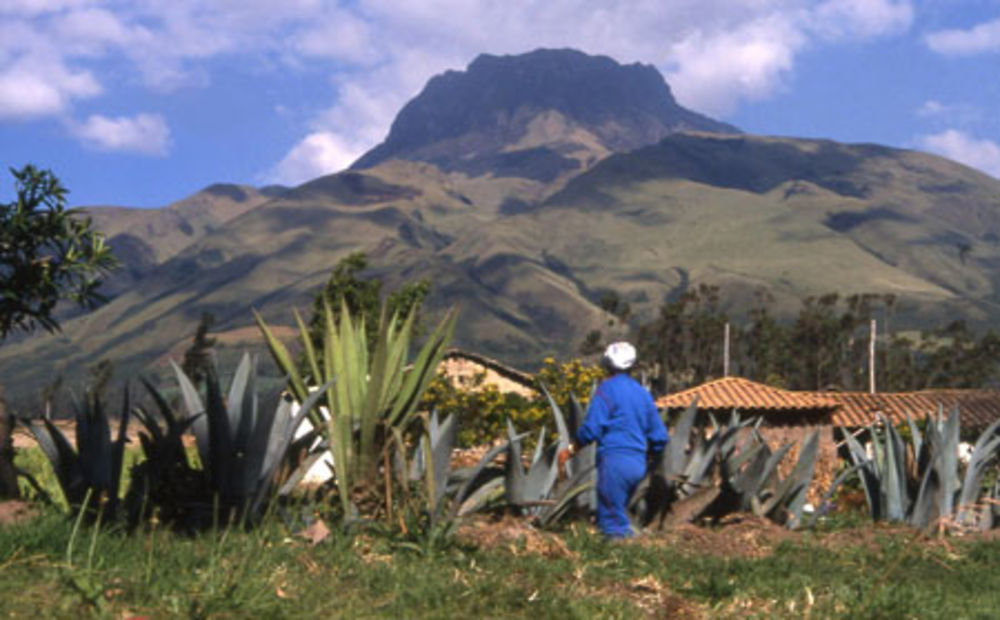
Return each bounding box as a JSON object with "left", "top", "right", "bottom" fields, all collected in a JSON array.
[
  {"left": 256, "top": 299, "right": 457, "bottom": 518},
  {"left": 836, "top": 408, "right": 1000, "bottom": 531}
]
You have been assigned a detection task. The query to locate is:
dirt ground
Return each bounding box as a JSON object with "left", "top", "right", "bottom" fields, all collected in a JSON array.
[{"left": 0, "top": 500, "right": 38, "bottom": 526}]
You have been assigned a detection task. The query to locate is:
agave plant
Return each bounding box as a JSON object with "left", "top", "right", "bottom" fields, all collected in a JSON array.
[
  {"left": 24, "top": 389, "right": 131, "bottom": 517},
  {"left": 834, "top": 408, "right": 1000, "bottom": 531},
  {"left": 639, "top": 401, "right": 820, "bottom": 530},
  {"left": 256, "top": 299, "right": 457, "bottom": 519},
  {"left": 126, "top": 354, "right": 331, "bottom": 528}
]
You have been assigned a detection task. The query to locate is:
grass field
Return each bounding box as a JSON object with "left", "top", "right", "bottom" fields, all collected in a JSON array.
[
  {"left": 2, "top": 507, "right": 1000, "bottom": 618},
  {"left": 5, "top": 446, "right": 1000, "bottom": 618}
]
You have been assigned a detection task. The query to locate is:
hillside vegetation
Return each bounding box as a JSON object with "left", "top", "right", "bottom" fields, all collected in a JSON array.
[{"left": 4, "top": 49, "right": 1000, "bottom": 405}]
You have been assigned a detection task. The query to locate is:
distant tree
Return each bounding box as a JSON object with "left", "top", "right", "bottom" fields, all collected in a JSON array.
[
  {"left": 88, "top": 358, "right": 115, "bottom": 398},
  {"left": 637, "top": 283, "right": 727, "bottom": 394},
  {"left": 0, "top": 164, "right": 118, "bottom": 499},
  {"left": 181, "top": 311, "right": 217, "bottom": 389},
  {"left": 303, "top": 251, "right": 430, "bottom": 376}
]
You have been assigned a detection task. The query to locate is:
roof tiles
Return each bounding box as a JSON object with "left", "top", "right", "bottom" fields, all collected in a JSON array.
[
  {"left": 657, "top": 376, "right": 1000, "bottom": 430},
  {"left": 656, "top": 377, "right": 838, "bottom": 412}
]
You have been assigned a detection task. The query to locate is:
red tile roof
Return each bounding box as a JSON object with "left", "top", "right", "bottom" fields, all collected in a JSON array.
[
  {"left": 656, "top": 377, "right": 1000, "bottom": 430},
  {"left": 825, "top": 390, "right": 1000, "bottom": 429},
  {"left": 656, "top": 377, "right": 838, "bottom": 412}
]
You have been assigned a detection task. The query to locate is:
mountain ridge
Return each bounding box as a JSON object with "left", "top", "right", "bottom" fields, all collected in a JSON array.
[{"left": 4, "top": 48, "right": 1000, "bottom": 408}]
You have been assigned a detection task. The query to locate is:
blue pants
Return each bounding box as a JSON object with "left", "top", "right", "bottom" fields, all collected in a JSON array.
[{"left": 596, "top": 451, "right": 646, "bottom": 538}]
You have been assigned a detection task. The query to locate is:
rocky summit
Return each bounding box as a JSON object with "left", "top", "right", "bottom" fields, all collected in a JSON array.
[{"left": 352, "top": 48, "right": 738, "bottom": 182}]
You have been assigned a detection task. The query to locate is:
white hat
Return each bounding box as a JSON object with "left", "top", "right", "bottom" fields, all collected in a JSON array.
[{"left": 603, "top": 341, "right": 636, "bottom": 370}]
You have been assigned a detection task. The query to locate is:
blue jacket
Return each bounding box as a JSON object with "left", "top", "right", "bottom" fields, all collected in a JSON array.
[{"left": 577, "top": 373, "right": 669, "bottom": 457}]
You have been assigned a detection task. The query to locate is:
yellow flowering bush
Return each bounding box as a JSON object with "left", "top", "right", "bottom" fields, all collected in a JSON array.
[{"left": 419, "top": 357, "right": 605, "bottom": 448}]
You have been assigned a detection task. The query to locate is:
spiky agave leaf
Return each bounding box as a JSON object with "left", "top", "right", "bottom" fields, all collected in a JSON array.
[
  {"left": 956, "top": 417, "right": 1000, "bottom": 526},
  {"left": 762, "top": 431, "right": 819, "bottom": 528}
]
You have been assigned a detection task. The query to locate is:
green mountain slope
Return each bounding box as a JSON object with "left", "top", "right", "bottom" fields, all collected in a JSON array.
[{"left": 4, "top": 50, "right": 1000, "bottom": 408}]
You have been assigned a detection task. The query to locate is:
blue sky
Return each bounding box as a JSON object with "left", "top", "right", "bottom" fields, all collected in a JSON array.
[{"left": 1, "top": 0, "right": 999, "bottom": 207}]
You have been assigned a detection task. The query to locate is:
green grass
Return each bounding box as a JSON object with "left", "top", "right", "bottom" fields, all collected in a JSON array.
[
  {"left": 9, "top": 444, "right": 1000, "bottom": 617},
  {"left": 3, "top": 505, "right": 1000, "bottom": 618}
]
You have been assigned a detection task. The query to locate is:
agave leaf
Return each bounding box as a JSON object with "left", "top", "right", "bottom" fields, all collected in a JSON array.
[
  {"left": 76, "top": 395, "right": 112, "bottom": 495},
  {"left": 242, "top": 391, "right": 279, "bottom": 497},
  {"left": 681, "top": 434, "right": 720, "bottom": 493},
  {"left": 453, "top": 435, "right": 524, "bottom": 510},
  {"left": 431, "top": 413, "right": 457, "bottom": 507},
  {"left": 842, "top": 427, "right": 881, "bottom": 521},
  {"left": 936, "top": 408, "right": 961, "bottom": 520},
  {"left": 27, "top": 419, "right": 85, "bottom": 505},
  {"left": 905, "top": 414, "right": 923, "bottom": 463},
  {"left": 254, "top": 308, "right": 309, "bottom": 403},
  {"left": 255, "top": 378, "right": 336, "bottom": 503},
  {"left": 457, "top": 476, "right": 506, "bottom": 516},
  {"left": 537, "top": 470, "right": 596, "bottom": 527},
  {"left": 386, "top": 307, "right": 457, "bottom": 428},
  {"left": 881, "top": 417, "right": 908, "bottom": 521},
  {"left": 571, "top": 443, "right": 598, "bottom": 511},
  {"left": 730, "top": 443, "right": 771, "bottom": 506},
  {"left": 662, "top": 397, "right": 698, "bottom": 479},
  {"left": 531, "top": 426, "right": 547, "bottom": 467},
  {"left": 522, "top": 447, "right": 559, "bottom": 508},
  {"left": 779, "top": 432, "right": 819, "bottom": 528},
  {"left": 568, "top": 392, "right": 588, "bottom": 439},
  {"left": 110, "top": 387, "right": 131, "bottom": 504},
  {"left": 293, "top": 308, "right": 322, "bottom": 385},
  {"left": 203, "top": 365, "right": 234, "bottom": 495},
  {"left": 228, "top": 352, "right": 258, "bottom": 452},
  {"left": 910, "top": 455, "right": 940, "bottom": 529},
  {"left": 539, "top": 382, "right": 572, "bottom": 455},
  {"left": 956, "top": 435, "right": 1000, "bottom": 526},
  {"left": 505, "top": 420, "right": 528, "bottom": 505},
  {"left": 171, "top": 360, "right": 210, "bottom": 469}
]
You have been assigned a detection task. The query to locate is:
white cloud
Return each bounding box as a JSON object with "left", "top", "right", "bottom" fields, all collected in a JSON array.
[
  {"left": 268, "top": 131, "right": 363, "bottom": 185},
  {"left": 918, "top": 129, "right": 1000, "bottom": 179},
  {"left": 0, "top": 53, "right": 100, "bottom": 119},
  {"left": 926, "top": 17, "right": 1000, "bottom": 56},
  {"left": 0, "top": 0, "right": 918, "bottom": 177},
  {"left": 664, "top": 14, "right": 805, "bottom": 116},
  {"left": 811, "top": 0, "right": 913, "bottom": 39},
  {"left": 71, "top": 112, "right": 171, "bottom": 155}
]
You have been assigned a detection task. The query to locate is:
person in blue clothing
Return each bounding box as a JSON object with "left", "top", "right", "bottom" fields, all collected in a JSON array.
[{"left": 564, "top": 342, "right": 669, "bottom": 538}]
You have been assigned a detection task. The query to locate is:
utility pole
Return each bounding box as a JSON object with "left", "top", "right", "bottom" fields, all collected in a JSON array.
[
  {"left": 723, "top": 322, "right": 731, "bottom": 377},
  {"left": 869, "top": 318, "right": 876, "bottom": 394}
]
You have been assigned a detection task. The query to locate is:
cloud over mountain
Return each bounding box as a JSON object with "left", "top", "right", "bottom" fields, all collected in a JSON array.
[{"left": 1, "top": 0, "right": 916, "bottom": 175}]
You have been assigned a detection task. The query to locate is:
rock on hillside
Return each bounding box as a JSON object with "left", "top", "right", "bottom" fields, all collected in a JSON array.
[{"left": 352, "top": 48, "right": 738, "bottom": 182}]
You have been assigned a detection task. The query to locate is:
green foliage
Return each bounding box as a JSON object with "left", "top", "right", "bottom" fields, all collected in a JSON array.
[
  {"left": 24, "top": 390, "right": 131, "bottom": 518},
  {"left": 832, "top": 408, "right": 1000, "bottom": 530},
  {"left": 420, "top": 371, "right": 532, "bottom": 448},
  {"left": 638, "top": 286, "right": 1000, "bottom": 393},
  {"left": 257, "top": 298, "right": 457, "bottom": 520},
  {"left": 22, "top": 356, "right": 329, "bottom": 529},
  {"left": 0, "top": 164, "right": 118, "bottom": 338},
  {"left": 303, "top": 252, "right": 430, "bottom": 373},
  {"left": 420, "top": 356, "right": 604, "bottom": 448}
]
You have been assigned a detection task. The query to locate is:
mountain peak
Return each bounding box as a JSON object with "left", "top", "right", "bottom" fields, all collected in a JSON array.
[{"left": 352, "top": 48, "right": 738, "bottom": 180}]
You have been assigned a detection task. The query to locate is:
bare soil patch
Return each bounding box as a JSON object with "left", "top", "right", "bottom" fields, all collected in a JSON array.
[
  {"left": 456, "top": 514, "right": 576, "bottom": 558},
  {"left": 0, "top": 500, "right": 38, "bottom": 526},
  {"left": 638, "top": 513, "right": 796, "bottom": 558}
]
